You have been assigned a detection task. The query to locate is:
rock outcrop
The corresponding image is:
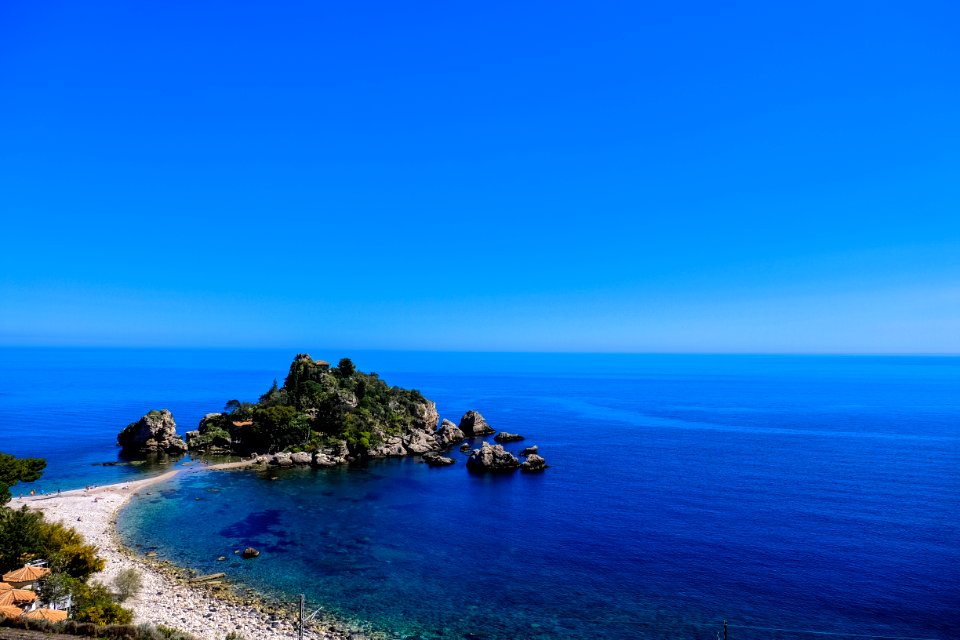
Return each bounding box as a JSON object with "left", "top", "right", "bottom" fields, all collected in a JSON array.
[
  {"left": 197, "top": 412, "right": 223, "bottom": 432},
  {"left": 458, "top": 410, "right": 495, "bottom": 436},
  {"left": 436, "top": 419, "right": 466, "bottom": 446},
  {"left": 290, "top": 452, "right": 312, "bottom": 465},
  {"left": 494, "top": 432, "right": 524, "bottom": 443},
  {"left": 268, "top": 452, "right": 295, "bottom": 467},
  {"left": 520, "top": 453, "right": 547, "bottom": 473},
  {"left": 520, "top": 445, "right": 539, "bottom": 456},
  {"left": 404, "top": 429, "right": 439, "bottom": 454},
  {"left": 466, "top": 442, "right": 520, "bottom": 473},
  {"left": 186, "top": 412, "right": 233, "bottom": 452},
  {"left": 312, "top": 441, "right": 350, "bottom": 467},
  {"left": 367, "top": 436, "right": 407, "bottom": 458},
  {"left": 117, "top": 409, "right": 188, "bottom": 457}
]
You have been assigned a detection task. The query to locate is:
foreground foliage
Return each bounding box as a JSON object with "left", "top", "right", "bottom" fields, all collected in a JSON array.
[
  {"left": 0, "top": 452, "right": 46, "bottom": 505},
  {"left": 0, "top": 451, "right": 129, "bottom": 626},
  {"left": 0, "top": 506, "right": 105, "bottom": 580},
  {"left": 0, "top": 616, "right": 200, "bottom": 639}
]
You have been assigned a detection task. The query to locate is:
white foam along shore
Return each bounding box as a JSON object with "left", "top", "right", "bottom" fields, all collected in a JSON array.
[{"left": 9, "top": 462, "right": 370, "bottom": 640}]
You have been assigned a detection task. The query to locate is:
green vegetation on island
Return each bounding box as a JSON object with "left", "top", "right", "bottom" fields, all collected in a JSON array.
[
  {"left": 116, "top": 352, "right": 546, "bottom": 472},
  {"left": 186, "top": 354, "right": 439, "bottom": 457}
]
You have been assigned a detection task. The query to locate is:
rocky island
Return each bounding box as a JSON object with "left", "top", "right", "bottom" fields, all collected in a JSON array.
[{"left": 117, "top": 353, "right": 547, "bottom": 473}]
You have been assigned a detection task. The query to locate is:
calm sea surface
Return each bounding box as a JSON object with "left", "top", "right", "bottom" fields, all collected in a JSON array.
[{"left": 1, "top": 348, "right": 958, "bottom": 639}]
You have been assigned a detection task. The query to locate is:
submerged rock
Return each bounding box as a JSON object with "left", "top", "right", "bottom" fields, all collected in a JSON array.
[
  {"left": 494, "top": 432, "right": 524, "bottom": 443},
  {"left": 117, "top": 409, "right": 188, "bottom": 457},
  {"left": 520, "top": 453, "right": 547, "bottom": 473},
  {"left": 466, "top": 442, "right": 520, "bottom": 473},
  {"left": 458, "top": 410, "right": 495, "bottom": 436},
  {"left": 241, "top": 547, "right": 260, "bottom": 559},
  {"left": 459, "top": 442, "right": 472, "bottom": 453},
  {"left": 422, "top": 452, "right": 456, "bottom": 466}
]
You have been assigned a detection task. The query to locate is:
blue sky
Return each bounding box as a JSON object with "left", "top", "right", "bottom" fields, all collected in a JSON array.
[{"left": 1, "top": 1, "right": 958, "bottom": 352}]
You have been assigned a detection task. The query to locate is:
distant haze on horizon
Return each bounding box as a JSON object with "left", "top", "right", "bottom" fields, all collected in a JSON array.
[{"left": 1, "top": 1, "right": 958, "bottom": 354}]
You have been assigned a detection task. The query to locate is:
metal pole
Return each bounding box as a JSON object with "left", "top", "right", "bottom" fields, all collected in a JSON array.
[
  {"left": 723, "top": 619, "right": 728, "bottom": 640},
  {"left": 299, "top": 594, "right": 305, "bottom": 640}
]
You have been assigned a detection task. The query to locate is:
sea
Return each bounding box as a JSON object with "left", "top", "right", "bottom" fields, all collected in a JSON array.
[{"left": 1, "top": 347, "right": 957, "bottom": 640}]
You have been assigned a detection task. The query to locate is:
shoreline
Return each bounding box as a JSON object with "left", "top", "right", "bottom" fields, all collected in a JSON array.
[{"left": 10, "top": 463, "right": 375, "bottom": 640}]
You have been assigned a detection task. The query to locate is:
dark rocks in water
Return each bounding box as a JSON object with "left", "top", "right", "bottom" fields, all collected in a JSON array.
[
  {"left": 459, "top": 410, "right": 495, "bottom": 436},
  {"left": 435, "top": 419, "right": 466, "bottom": 446},
  {"left": 117, "top": 409, "right": 188, "bottom": 457},
  {"left": 520, "top": 453, "right": 547, "bottom": 473},
  {"left": 241, "top": 547, "right": 260, "bottom": 559},
  {"left": 466, "top": 442, "right": 520, "bottom": 473},
  {"left": 494, "top": 432, "right": 524, "bottom": 443},
  {"left": 459, "top": 442, "right": 472, "bottom": 453},
  {"left": 520, "top": 445, "right": 539, "bottom": 456},
  {"left": 422, "top": 452, "right": 456, "bottom": 466}
]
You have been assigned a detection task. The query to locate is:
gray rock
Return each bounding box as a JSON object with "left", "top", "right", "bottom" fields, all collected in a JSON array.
[
  {"left": 403, "top": 428, "right": 439, "bottom": 454},
  {"left": 520, "top": 453, "right": 547, "bottom": 473},
  {"left": 312, "top": 453, "right": 340, "bottom": 467},
  {"left": 435, "top": 419, "right": 466, "bottom": 446},
  {"left": 520, "top": 445, "right": 539, "bottom": 456},
  {"left": 329, "top": 440, "right": 349, "bottom": 458},
  {"left": 422, "top": 452, "right": 456, "bottom": 466},
  {"left": 466, "top": 442, "right": 520, "bottom": 473},
  {"left": 494, "top": 432, "right": 524, "bottom": 443},
  {"left": 290, "top": 452, "right": 312, "bottom": 465},
  {"left": 367, "top": 436, "right": 406, "bottom": 458},
  {"left": 459, "top": 410, "right": 495, "bottom": 436},
  {"left": 117, "top": 409, "right": 188, "bottom": 456},
  {"left": 411, "top": 400, "right": 440, "bottom": 431},
  {"left": 459, "top": 442, "right": 472, "bottom": 453},
  {"left": 269, "top": 453, "right": 294, "bottom": 467}
]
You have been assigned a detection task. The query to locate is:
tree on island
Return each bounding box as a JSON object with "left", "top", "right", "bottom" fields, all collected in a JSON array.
[{"left": 198, "top": 353, "right": 433, "bottom": 457}]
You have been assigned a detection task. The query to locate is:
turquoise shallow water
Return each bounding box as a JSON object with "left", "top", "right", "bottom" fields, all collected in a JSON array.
[{"left": 3, "top": 349, "right": 960, "bottom": 639}]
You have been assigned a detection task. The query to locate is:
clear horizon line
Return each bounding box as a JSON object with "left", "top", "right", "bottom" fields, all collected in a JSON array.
[{"left": 2, "top": 344, "right": 958, "bottom": 357}]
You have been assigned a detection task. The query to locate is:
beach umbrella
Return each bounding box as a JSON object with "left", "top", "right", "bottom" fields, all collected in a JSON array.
[
  {"left": 0, "top": 589, "right": 37, "bottom": 606},
  {"left": 22, "top": 608, "right": 67, "bottom": 622},
  {"left": 0, "top": 582, "right": 13, "bottom": 591},
  {"left": 2, "top": 566, "right": 50, "bottom": 584},
  {"left": 0, "top": 605, "right": 23, "bottom": 619}
]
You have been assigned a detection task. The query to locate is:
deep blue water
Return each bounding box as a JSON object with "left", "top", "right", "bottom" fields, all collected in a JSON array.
[{"left": 2, "top": 348, "right": 958, "bottom": 639}]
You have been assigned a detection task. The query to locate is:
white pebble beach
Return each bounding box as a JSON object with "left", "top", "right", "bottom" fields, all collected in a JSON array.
[{"left": 9, "top": 464, "right": 367, "bottom": 640}]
